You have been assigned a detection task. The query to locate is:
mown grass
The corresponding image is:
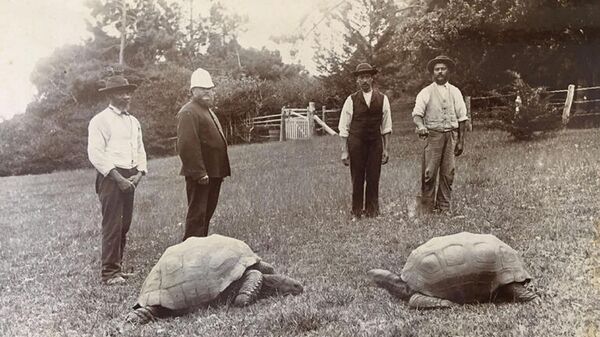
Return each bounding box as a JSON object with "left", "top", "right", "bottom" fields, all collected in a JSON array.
[{"left": 1, "top": 128, "right": 599, "bottom": 337}]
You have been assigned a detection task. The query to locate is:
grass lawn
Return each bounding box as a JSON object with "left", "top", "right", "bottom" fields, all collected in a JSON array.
[{"left": 0, "top": 128, "right": 599, "bottom": 337}]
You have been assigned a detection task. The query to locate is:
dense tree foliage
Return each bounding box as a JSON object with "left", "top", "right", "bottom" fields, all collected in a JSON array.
[
  {"left": 318, "top": 0, "right": 600, "bottom": 97},
  {"left": 314, "top": 0, "right": 403, "bottom": 101},
  {"left": 311, "top": 0, "right": 599, "bottom": 139},
  {"left": 2, "top": 0, "right": 599, "bottom": 175},
  {"left": 0, "top": 0, "right": 321, "bottom": 176}
]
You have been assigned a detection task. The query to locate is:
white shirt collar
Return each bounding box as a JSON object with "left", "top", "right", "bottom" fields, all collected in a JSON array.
[
  {"left": 362, "top": 90, "right": 372, "bottom": 106},
  {"left": 109, "top": 104, "right": 128, "bottom": 115},
  {"left": 434, "top": 82, "right": 449, "bottom": 88}
]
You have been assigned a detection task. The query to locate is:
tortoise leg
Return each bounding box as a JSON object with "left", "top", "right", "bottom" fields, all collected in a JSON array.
[
  {"left": 233, "top": 269, "right": 264, "bottom": 307},
  {"left": 408, "top": 293, "right": 457, "bottom": 309},
  {"left": 254, "top": 261, "right": 275, "bottom": 274},
  {"left": 501, "top": 283, "right": 538, "bottom": 302},
  {"left": 367, "top": 269, "right": 411, "bottom": 301},
  {"left": 125, "top": 305, "right": 160, "bottom": 324}
]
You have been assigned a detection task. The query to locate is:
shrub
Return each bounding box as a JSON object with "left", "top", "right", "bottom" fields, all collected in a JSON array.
[
  {"left": 0, "top": 67, "right": 338, "bottom": 176},
  {"left": 131, "top": 62, "right": 191, "bottom": 156},
  {"left": 498, "top": 72, "right": 563, "bottom": 140}
]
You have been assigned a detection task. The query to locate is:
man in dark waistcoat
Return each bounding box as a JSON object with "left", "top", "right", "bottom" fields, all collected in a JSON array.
[
  {"left": 176, "top": 68, "right": 231, "bottom": 240},
  {"left": 338, "top": 63, "right": 392, "bottom": 219}
]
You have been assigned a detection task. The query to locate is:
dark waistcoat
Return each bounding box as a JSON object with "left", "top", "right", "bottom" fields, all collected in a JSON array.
[{"left": 349, "top": 90, "right": 384, "bottom": 140}]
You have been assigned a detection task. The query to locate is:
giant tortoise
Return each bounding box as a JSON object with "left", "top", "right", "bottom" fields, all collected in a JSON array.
[
  {"left": 368, "top": 232, "right": 537, "bottom": 308},
  {"left": 126, "top": 234, "right": 303, "bottom": 323}
]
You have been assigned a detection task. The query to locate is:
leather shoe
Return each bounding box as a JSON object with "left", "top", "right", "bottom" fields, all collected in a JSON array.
[
  {"left": 120, "top": 271, "right": 137, "bottom": 279},
  {"left": 104, "top": 275, "right": 126, "bottom": 285}
]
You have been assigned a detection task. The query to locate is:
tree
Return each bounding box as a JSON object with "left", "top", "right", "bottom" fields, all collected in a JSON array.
[
  {"left": 393, "top": 0, "right": 600, "bottom": 94},
  {"left": 311, "top": 0, "right": 404, "bottom": 102},
  {"left": 0, "top": 0, "right": 333, "bottom": 176},
  {"left": 86, "top": 0, "right": 185, "bottom": 67}
]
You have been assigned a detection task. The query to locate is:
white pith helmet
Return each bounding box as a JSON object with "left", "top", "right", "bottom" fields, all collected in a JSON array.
[{"left": 190, "top": 68, "right": 215, "bottom": 90}]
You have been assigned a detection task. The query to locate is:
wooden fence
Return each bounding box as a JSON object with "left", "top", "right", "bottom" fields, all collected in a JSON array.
[
  {"left": 465, "top": 84, "right": 600, "bottom": 129},
  {"left": 246, "top": 102, "right": 340, "bottom": 142}
]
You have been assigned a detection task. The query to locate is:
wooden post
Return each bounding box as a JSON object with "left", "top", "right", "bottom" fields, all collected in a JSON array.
[
  {"left": 279, "top": 106, "right": 287, "bottom": 141},
  {"left": 322, "top": 105, "right": 326, "bottom": 125},
  {"left": 307, "top": 102, "right": 315, "bottom": 138},
  {"left": 465, "top": 96, "right": 472, "bottom": 131},
  {"left": 119, "top": 0, "right": 127, "bottom": 65},
  {"left": 562, "top": 84, "right": 575, "bottom": 126}
]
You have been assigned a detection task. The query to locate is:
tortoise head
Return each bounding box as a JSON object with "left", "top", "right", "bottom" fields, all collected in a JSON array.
[
  {"left": 262, "top": 274, "right": 304, "bottom": 296},
  {"left": 367, "top": 269, "right": 412, "bottom": 301}
]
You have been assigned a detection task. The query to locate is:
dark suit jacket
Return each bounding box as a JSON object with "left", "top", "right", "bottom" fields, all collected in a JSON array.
[{"left": 176, "top": 100, "right": 231, "bottom": 179}]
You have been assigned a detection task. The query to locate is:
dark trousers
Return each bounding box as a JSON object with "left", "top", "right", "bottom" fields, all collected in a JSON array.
[
  {"left": 183, "top": 177, "right": 223, "bottom": 240},
  {"left": 348, "top": 134, "right": 383, "bottom": 217},
  {"left": 421, "top": 130, "right": 456, "bottom": 211},
  {"left": 96, "top": 167, "right": 138, "bottom": 281}
]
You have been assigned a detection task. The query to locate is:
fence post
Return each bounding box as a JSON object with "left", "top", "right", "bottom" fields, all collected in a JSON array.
[
  {"left": 279, "top": 106, "right": 287, "bottom": 141},
  {"left": 322, "top": 105, "right": 326, "bottom": 125},
  {"left": 562, "top": 84, "right": 575, "bottom": 126},
  {"left": 307, "top": 102, "right": 315, "bottom": 138},
  {"left": 465, "top": 96, "right": 472, "bottom": 131}
]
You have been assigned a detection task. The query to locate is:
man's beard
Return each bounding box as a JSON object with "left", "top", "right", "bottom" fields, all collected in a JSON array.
[
  {"left": 111, "top": 99, "right": 130, "bottom": 111},
  {"left": 434, "top": 75, "right": 447, "bottom": 84},
  {"left": 192, "top": 95, "right": 212, "bottom": 108}
]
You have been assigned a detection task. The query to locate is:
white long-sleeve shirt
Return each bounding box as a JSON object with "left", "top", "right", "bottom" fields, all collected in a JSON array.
[
  {"left": 338, "top": 90, "right": 393, "bottom": 137},
  {"left": 87, "top": 105, "right": 147, "bottom": 176}
]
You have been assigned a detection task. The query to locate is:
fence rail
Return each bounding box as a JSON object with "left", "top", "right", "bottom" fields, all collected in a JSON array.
[
  {"left": 252, "top": 113, "right": 282, "bottom": 120},
  {"left": 467, "top": 84, "right": 600, "bottom": 128},
  {"left": 241, "top": 103, "right": 341, "bottom": 142}
]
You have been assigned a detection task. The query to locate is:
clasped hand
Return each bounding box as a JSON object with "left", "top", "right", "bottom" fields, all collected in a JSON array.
[{"left": 416, "top": 127, "right": 429, "bottom": 139}]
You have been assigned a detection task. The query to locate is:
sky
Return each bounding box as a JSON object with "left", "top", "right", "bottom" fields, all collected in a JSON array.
[{"left": 0, "top": 0, "right": 338, "bottom": 121}]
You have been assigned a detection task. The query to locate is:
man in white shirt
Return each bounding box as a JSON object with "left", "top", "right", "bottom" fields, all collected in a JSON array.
[
  {"left": 412, "top": 55, "right": 468, "bottom": 214},
  {"left": 88, "top": 75, "right": 147, "bottom": 285},
  {"left": 338, "top": 63, "right": 392, "bottom": 219}
]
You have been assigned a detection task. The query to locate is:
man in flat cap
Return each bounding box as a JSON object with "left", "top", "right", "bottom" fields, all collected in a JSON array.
[
  {"left": 338, "top": 63, "right": 392, "bottom": 219},
  {"left": 412, "top": 55, "right": 468, "bottom": 214},
  {"left": 176, "top": 68, "right": 230, "bottom": 240},
  {"left": 88, "top": 75, "right": 147, "bottom": 285}
]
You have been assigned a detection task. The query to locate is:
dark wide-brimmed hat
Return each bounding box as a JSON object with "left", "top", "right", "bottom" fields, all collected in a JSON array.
[
  {"left": 98, "top": 75, "right": 137, "bottom": 93},
  {"left": 427, "top": 55, "right": 455, "bottom": 73},
  {"left": 352, "top": 63, "right": 378, "bottom": 76}
]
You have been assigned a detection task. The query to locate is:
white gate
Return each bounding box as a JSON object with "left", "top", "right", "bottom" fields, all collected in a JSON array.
[{"left": 285, "top": 117, "right": 310, "bottom": 139}]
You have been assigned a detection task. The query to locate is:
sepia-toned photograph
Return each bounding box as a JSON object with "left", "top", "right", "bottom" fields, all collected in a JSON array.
[{"left": 0, "top": 0, "right": 598, "bottom": 336}]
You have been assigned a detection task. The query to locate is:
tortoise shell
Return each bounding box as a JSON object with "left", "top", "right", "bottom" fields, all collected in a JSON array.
[
  {"left": 136, "top": 234, "right": 261, "bottom": 310},
  {"left": 400, "top": 232, "right": 531, "bottom": 303}
]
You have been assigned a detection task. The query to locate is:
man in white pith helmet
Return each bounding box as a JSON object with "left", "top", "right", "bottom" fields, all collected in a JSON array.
[{"left": 176, "top": 68, "right": 230, "bottom": 240}]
